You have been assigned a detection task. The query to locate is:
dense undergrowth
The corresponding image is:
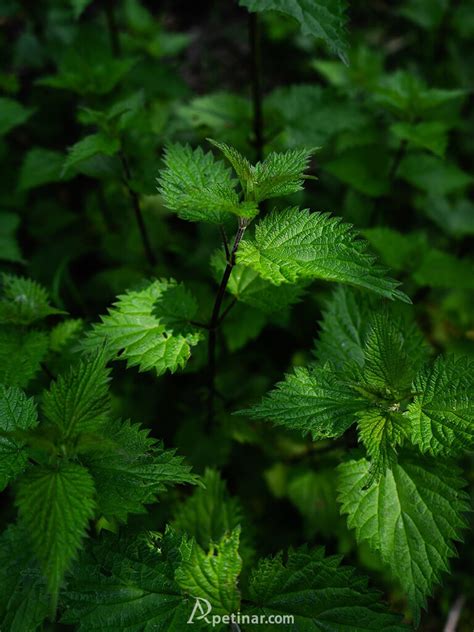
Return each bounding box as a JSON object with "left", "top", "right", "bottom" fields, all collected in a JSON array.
[{"left": 0, "top": 0, "right": 473, "bottom": 630}]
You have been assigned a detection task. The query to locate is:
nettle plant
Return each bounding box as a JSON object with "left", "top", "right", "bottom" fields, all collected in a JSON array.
[
  {"left": 1, "top": 134, "right": 472, "bottom": 631},
  {"left": 1, "top": 0, "right": 474, "bottom": 630}
]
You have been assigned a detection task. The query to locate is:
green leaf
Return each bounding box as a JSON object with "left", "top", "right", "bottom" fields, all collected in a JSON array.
[
  {"left": 211, "top": 140, "right": 315, "bottom": 202},
  {"left": 283, "top": 466, "right": 344, "bottom": 538},
  {"left": 239, "top": 301, "right": 426, "bottom": 474},
  {"left": 357, "top": 409, "right": 409, "bottom": 485},
  {"left": 221, "top": 303, "right": 267, "bottom": 351},
  {"left": 399, "top": 153, "right": 472, "bottom": 195},
  {"left": 0, "top": 274, "right": 63, "bottom": 325},
  {"left": 237, "top": 207, "right": 409, "bottom": 302},
  {"left": 399, "top": 0, "right": 448, "bottom": 30},
  {"left": 70, "top": 0, "right": 93, "bottom": 19},
  {"left": 239, "top": 0, "right": 349, "bottom": 64},
  {"left": 173, "top": 469, "right": 244, "bottom": 548},
  {"left": 390, "top": 121, "right": 448, "bottom": 157},
  {"left": 83, "top": 279, "right": 203, "bottom": 376},
  {"left": 158, "top": 143, "right": 256, "bottom": 223},
  {"left": 62, "top": 529, "right": 204, "bottom": 631},
  {"left": 0, "top": 385, "right": 38, "bottom": 490},
  {"left": 325, "top": 146, "right": 390, "bottom": 197},
  {"left": 49, "top": 319, "right": 84, "bottom": 353},
  {"left": 241, "top": 364, "right": 366, "bottom": 440},
  {"left": 413, "top": 249, "right": 474, "bottom": 290},
  {"left": 372, "top": 70, "right": 466, "bottom": 118},
  {"left": 337, "top": 455, "right": 469, "bottom": 621},
  {"left": 245, "top": 546, "right": 407, "bottom": 630},
  {"left": 208, "top": 139, "right": 253, "bottom": 191},
  {"left": 37, "top": 51, "right": 136, "bottom": 95},
  {"left": 316, "top": 286, "right": 375, "bottom": 368},
  {"left": 266, "top": 84, "right": 368, "bottom": 148},
  {"left": 0, "top": 97, "right": 34, "bottom": 135},
  {"left": 42, "top": 352, "right": 111, "bottom": 440},
  {"left": 179, "top": 93, "right": 252, "bottom": 146},
  {"left": 0, "top": 525, "right": 49, "bottom": 632},
  {"left": 18, "top": 148, "right": 69, "bottom": 191},
  {"left": 63, "top": 133, "right": 120, "bottom": 175},
  {"left": 212, "top": 251, "right": 305, "bottom": 314},
  {"left": 363, "top": 227, "right": 474, "bottom": 290},
  {"left": 252, "top": 147, "right": 316, "bottom": 201},
  {"left": 0, "top": 328, "right": 49, "bottom": 388},
  {"left": 84, "top": 418, "right": 197, "bottom": 523},
  {"left": 175, "top": 528, "right": 242, "bottom": 616},
  {"left": 0, "top": 212, "right": 23, "bottom": 263},
  {"left": 362, "top": 227, "right": 428, "bottom": 273},
  {"left": 16, "top": 462, "right": 96, "bottom": 602},
  {"left": 361, "top": 311, "right": 423, "bottom": 394},
  {"left": 79, "top": 91, "right": 145, "bottom": 132},
  {"left": 423, "top": 196, "right": 474, "bottom": 238},
  {"left": 408, "top": 355, "right": 474, "bottom": 455}
]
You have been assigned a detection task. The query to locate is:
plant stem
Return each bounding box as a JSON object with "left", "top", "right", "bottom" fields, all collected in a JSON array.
[
  {"left": 389, "top": 138, "right": 407, "bottom": 182},
  {"left": 120, "top": 151, "right": 156, "bottom": 267},
  {"left": 220, "top": 224, "right": 231, "bottom": 261},
  {"left": 104, "top": 0, "right": 121, "bottom": 56},
  {"left": 207, "top": 219, "right": 248, "bottom": 425},
  {"left": 249, "top": 12, "right": 264, "bottom": 163},
  {"left": 218, "top": 297, "right": 237, "bottom": 325}
]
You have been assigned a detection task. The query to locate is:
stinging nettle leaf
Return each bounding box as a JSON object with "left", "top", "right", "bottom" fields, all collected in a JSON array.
[
  {"left": 84, "top": 418, "right": 198, "bottom": 523},
  {"left": 62, "top": 529, "right": 206, "bottom": 631},
  {"left": 63, "top": 133, "right": 120, "bottom": 175},
  {"left": 16, "top": 462, "right": 96, "bottom": 604},
  {"left": 337, "top": 455, "right": 469, "bottom": 622},
  {"left": 0, "top": 328, "right": 49, "bottom": 388},
  {"left": 211, "top": 251, "right": 305, "bottom": 315},
  {"left": 0, "top": 213, "right": 23, "bottom": 263},
  {"left": 158, "top": 143, "right": 257, "bottom": 223},
  {"left": 0, "top": 385, "right": 38, "bottom": 491},
  {"left": 0, "top": 274, "right": 63, "bottom": 325},
  {"left": 240, "top": 364, "right": 367, "bottom": 440},
  {"left": 210, "top": 139, "right": 316, "bottom": 202},
  {"left": 398, "top": 153, "right": 472, "bottom": 196},
  {"left": 0, "top": 97, "right": 35, "bottom": 136},
  {"left": 356, "top": 408, "right": 409, "bottom": 485},
  {"left": 173, "top": 469, "right": 244, "bottom": 549},
  {"left": 83, "top": 279, "right": 203, "bottom": 376},
  {"left": 18, "top": 148, "right": 70, "bottom": 191},
  {"left": 245, "top": 546, "right": 408, "bottom": 630},
  {"left": 390, "top": 121, "right": 448, "bottom": 157},
  {"left": 408, "top": 355, "right": 474, "bottom": 456},
  {"left": 237, "top": 207, "right": 410, "bottom": 302},
  {"left": 0, "top": 525, "right": 49, "bottom": 632},
  {"left": 175, "top": 528, "right": 242, "bottom": 616},
  {"left": 316, "top": 286, "right": 375, "bottom": 368},
  {"left": 42, "top": 351, "right": 111, "bottom": 440},
  {"left": 239, "top": 0, "right": 350, "bottom": 64}
]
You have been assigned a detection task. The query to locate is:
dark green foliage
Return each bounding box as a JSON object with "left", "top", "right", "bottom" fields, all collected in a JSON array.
[{"left": 1, "top": 0, "right": 474, "bottom": 630}]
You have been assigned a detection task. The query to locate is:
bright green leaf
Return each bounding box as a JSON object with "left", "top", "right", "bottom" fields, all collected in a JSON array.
[
  {"left": 17, "top": 462, "right": 96, "bottom": 603},
  {"left": 237, "top": 207, "right": 409, "bottom": 301},
  {"left": 338, "top": 455, "right": 469, "bottom": 621},
  {"left": 175, "top": 528, "right": 242, "bottom": 616},
  {"left": 83, "top": 279, "right": 203, "bottom": 376},
  {"left": 408, "top": 356, "right": 474, "bottom": 455},
  {"left": 41, "top": 352, "right": 111, "bottom": 440}
]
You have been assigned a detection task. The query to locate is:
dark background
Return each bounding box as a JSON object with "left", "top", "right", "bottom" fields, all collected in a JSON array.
[{"left": 1, "top": 0, "right": 473, "bottom": 629}]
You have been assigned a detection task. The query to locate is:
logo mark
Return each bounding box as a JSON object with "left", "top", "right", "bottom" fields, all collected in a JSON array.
[{"left": 187, "top": 597, "right": 212, "bottom": 624}]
